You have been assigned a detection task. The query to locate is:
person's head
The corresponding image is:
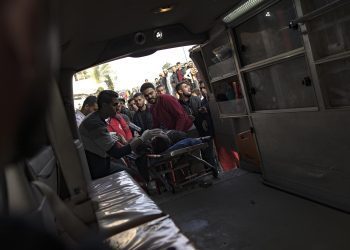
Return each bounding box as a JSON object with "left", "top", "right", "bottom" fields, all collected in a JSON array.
[
  {"left": 151, "top": 134, "right": 171, "bottom": 154},
  {"left": 118, "top": 98, "right": 126, "bottom": 106},
  {"left": 172, "top": 66, "right": 177, "bottom": 72},
  {"left": 81, "top": 96, "right": 98, "bottom": 115},
  {"left": 188, "top": 61, "right": 194, "bottom": 68},
  {"left": 176, "top": 62, "right": 181, "bottom": 70},
  {"left": 145, "top": 79, "right": 149, "bottom": 83},
  {"left": 163, "top": 69, "right": 168, "bottom": 75},
  {"left": 115, "top": 99, "right": 123, "bottom": 113},
  {"left": 156, "top": 84, "right": 166, "bottom": 95},
  {"left": 176, "top": 81, "right": 192, "bottom": 98},
  {"left": 159, "top": 72, "right": 164, "bottom": 78},
  {"left": 97, "top": 90, "right": 119, "bottom": 118},
  {"left": 199, "top": 81, "right": 208, "bottom": 98},
  {"left": 192, "top": 88, "right": 201, "bottom": 97},
  {"left": 127, "top": 98, "right": 138, "bottom": 111},
  {"left": 140, "top": 83, "right": 157, "bottom": 104},
  {"left": 133, "top": 92, "right": 146, "bottom": 109}
]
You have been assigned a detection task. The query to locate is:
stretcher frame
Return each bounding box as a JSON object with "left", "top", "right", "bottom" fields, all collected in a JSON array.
[{"left": 145, "top": 141, "right": 219, "bottom": 193}]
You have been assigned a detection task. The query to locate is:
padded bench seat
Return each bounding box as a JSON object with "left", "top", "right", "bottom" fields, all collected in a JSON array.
[
  {"left": 90, "top": 171, "right": 164, "bottom": 237},
  {"left": 107, "top": 215, "right": 195, "bottom": 250}
]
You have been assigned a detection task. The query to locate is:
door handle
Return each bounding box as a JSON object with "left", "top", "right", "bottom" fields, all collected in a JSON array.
[{"left": 302, "top": 76, "right": 312, "bottom": 86}]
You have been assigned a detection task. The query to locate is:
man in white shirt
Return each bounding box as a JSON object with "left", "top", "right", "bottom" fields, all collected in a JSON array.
[{"left": 75, "top": 96, "right": 98, "bottom": 127}]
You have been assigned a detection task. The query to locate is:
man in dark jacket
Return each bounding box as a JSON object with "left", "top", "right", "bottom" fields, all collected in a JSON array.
[
  {"left": 176, "top": 81, "right": 202, "bottom": 132},
  {"left": 170, "top": 66, "right": 179, "bottom": 89},
  {"left": 176, "top": 81, "right": 217, "bottom": 168},
  {"left": 133, "top": 92, "right": 153, "bottom": 134}
]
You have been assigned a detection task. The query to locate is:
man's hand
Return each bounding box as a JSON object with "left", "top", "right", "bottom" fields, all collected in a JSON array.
[
  {"left": 110, "top": 134, "right": 127, "bottom": 145},
  {"left": 198, "top": 106, "right": 207, "bottom": 113},
  {"left": 117, "top": 135, "right": 128, "bottom": 145}
]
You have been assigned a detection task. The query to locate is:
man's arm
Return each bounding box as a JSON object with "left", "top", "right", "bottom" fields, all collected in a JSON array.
[
  {"left": 119, "top": 116, "right": 133, "bottom": 141},
  {"left": 107, "top": 144, "right": 131, "bottom": 159},
  {"left": 88, "top": 124, "right": 131, "bottom": 158},
  {"left": 165, "top": 96, "right": 192, "bottom": 131},
  {"left": 151, "top": 109, "right": 160, "bottom": 129}
]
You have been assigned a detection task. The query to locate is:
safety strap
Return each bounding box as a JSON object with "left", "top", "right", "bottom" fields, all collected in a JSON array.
[{"left": 46, "top": 81, "right": 89, "bottom": 204}]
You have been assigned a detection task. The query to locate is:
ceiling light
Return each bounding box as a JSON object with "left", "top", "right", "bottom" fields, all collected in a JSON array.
[
  {"left": 154, "top": 5, "right": 174, "bottom": 14},
  {"left": 265, "top": 11, "right": 271, "bottom": 17},
  {"left": 223, "top": 0, "right": 266, "bottom": 23}
]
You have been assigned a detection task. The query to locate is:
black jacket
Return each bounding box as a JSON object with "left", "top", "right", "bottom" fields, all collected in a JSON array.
[
  {"left": 179, "top": 96, "right": 214, "bottom": 136},
  {"left": 132, "top": 105, "right": 153, "bottom": 133},
  {"left": 170, "top": 73, "right": 179, "bottom": 85}
]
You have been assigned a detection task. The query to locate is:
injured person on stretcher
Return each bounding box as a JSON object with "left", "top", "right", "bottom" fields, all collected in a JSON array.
[
  {"left": 133, "top": 129, "right": 204, "bottom": 155},
  {"left": 130, "top": 129, "right": 218, "bottom": 193}
]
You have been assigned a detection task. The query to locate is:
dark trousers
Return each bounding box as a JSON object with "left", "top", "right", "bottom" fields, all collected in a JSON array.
[{"left": 85, "top": 150, "right": 138, "bottom": 180}]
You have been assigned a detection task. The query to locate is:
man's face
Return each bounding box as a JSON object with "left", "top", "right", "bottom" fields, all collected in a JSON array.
[
  {"left": 132, "top": 103, "right": 138, "bottom": 111},
  {"left": 177, "top": 64, "right": 181, "bottom": 70},
  {"left": 116, "top": 101, "right": 123, "bottom": 113},
  {"left": 157, "top": 86, "right": 166, "bottom": 95},
  {"left": 200, "top": 83, "right": 208, "bottom": 97},
  {"left": 134, "top": 95, "right": 145, "bottom": 109},
  {"left": 128, "top": 100, "right": 137, "bottom": 111},
  {"left": 86, "top": 103, "right": 98, "bottom": 114},
  {"left": 103, "top": 97, "right": 119, "bottom": 117},
  {"left": 142, "top": 87, "right": 157, "bottom": 104},
  {"left": 181, "top": 83, "right": 192, "bottom": 97},
  {"left": 119, "top": 100, "right": 126, "bottom": 108}
]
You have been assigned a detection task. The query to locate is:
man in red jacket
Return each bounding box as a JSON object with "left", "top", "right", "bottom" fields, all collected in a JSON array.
[{"left": 140, "top": 82, "right": 193, "bottom": 132}]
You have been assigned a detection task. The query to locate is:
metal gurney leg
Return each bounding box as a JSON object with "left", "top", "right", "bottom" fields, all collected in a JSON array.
[
  {"left": 188, "top": 153, "right": 219, "bottom": 178},
  {"left": 146, "top": 142, "right": 219, "bottom": 193},
  {"left": 147, "top": 157, "right": 173, "bottom": 192}
]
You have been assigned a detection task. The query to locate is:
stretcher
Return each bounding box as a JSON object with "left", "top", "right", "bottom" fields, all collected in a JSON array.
[{"left": 130, "top": 137, "right": 219, "bottom": 193}]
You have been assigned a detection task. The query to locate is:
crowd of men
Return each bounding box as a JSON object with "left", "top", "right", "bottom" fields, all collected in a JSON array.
[
  {"left": 76, "top": 63, "right": 218, "bottom": 186},
  {"left": 131, "top": 60, "right": 200, "bottom": 98}
]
